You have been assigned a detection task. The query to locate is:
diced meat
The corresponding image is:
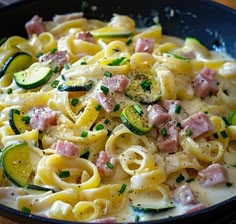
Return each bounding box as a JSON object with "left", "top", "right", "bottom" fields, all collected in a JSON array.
[
  {"left": 135, "top": 38, "right": 155, "bottom": 54},
  {"left": 75, "top": 31, "right": 96, "bottom": 44},
  {"left": 198, "top": 163, "right": 228, "bottom": 187},
  {"left": 39, "top": 51, "right": 69, "bottom": 71},
  {"left": 181, "top": 50, "right": 196, "bottom": 60},
  {"left": 171, "top": 183, "right": 199, "bottom": 205},
  {"left": 29, "top": 107, "right": 58, "bottom": 131},
  {"left": 184, "top": 203, "right": 206, "bottom": 214},
  {"left": 53, "top": 12, "right": 84, "bottom": 24},
  {"left": 25, "top": 15, "right": 46, "bottom": 38},
  {"left": 157, "top": 123, "right": 180, "bottom": 153},
  {"left": 89, "top": 217, "right": 117, "bottom": 223},
  {"left": 162, "top": 100, "right": 188, "bottom": 121},
  {"left": 192, "top": 67, "right": 218, "bottom": 99},
  {"left": 96, "top": 92, "right": 116, "bottom": 113},
  {"left": 55, "top": 140, "right": 79, "bottom": 157},
  {"left": 181, "top": 112, "right": 215, "bottom": 139},
  {"left": 102, "top": 75, "right": 129, "bottom": 94},
  {"left": 96, "top": 151, "right": 116, "bottom": 178},
  {"left": 146, "top": 104, "right": 170, "bottom": 126}
]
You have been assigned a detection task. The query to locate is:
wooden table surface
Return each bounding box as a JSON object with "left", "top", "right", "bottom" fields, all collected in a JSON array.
[{"left": 0, "top": 0, "right": 235, "bottom": 224}]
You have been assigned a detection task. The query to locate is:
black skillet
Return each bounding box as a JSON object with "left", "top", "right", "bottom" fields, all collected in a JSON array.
[{"left": 0, "top": 0, "right": 236, "bottom": 223}]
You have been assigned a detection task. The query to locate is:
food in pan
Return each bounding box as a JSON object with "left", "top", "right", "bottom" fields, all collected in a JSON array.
[{"left": 0, "top": 10, "right": 236, "bottom": 223}]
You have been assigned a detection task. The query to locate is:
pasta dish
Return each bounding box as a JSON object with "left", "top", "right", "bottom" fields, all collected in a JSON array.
[{"left": 0, "top": 11, "right": 236, "bottom": 223}]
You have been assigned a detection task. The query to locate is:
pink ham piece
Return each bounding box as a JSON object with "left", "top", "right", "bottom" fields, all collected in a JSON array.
[
  {"left": 39, "top": 51, "right": 69, "bottom": 71},
  {"left": 147, "top": 104, "right": 170, "bottom": 126},
  {"left": 192, "top": 67, "right": 218, "bottom": 99},
  {"left": 96, "top": 92, "right": 116, "bottom": 113},
  {"left": 181, "top": 112, "right": 215, "bottom": 139},
  {"left": 135, "top": 38, "right": 155, "bottom": 54},
  {"left": 171, "top": 183, "right": 199, "bottom": 205},
  {"left": 96, "top": 151, "right": 116, "bottom": 178},
  {"left": 75, "top": 31, "right": 96, "bottom": 44},
  {"left": 29, "top": 107, "right": 58, "bottom": 131},
  {"left": 25, "top": 15, "right": 46, "bottom": 38},
  {"left": 157, "top": 123, "right": 180, "bottom": 153},
  {"left": 198, "top": 163, "right": 228, "bottom": 187},
  {"left": 102, "top": 75, "right": 129, "bottom": 94},
  {"left": 55, "top": 140, "right": 79, "bottom": 157}
]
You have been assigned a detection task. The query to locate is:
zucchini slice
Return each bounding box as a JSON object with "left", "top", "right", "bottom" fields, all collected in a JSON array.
[
  {"left": 91, "top": 26, "right": 132, "bottom": 38},
  {"left": 0, "top": 142, "right": 32, "bottom": 187},
  {"left": 228, "top": 110, "right": 236, "bottom": 125},
  {"left": 125, "top": 73, "right": 161, "bottom": 104},
  {"left": 58, "top": 79, "right": 93, "bottom": 92},
  {"left": 0, "top": 52, "right": 32, "bottom": 79},
  {"left": 120, "top": 104, "right": 153, "bottom": 135},
  {"left": 9, "top": 109, "right": 29, "bottom": 134},
  {"left": 131, "top": 204, "right": 175, "bottom": 214},
  {"left": 25, "top": 184, "right": 55, "bottom": 193},
  {"left": 13, "top": 62, "right": 53, "bottom": 89}
]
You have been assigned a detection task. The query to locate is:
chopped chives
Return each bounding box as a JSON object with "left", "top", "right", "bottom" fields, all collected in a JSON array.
[
  {"left": 223, "top": 89, "right": 229, "bottom": 95},
  {"left": 100, "top": 85, "right": 109, "bottom": 95},
  {"left": 186, "top": 129, "right": 192, "bottom": 137},
  {"left": 186, "top": 178, "right": 195, "bottom": 183},
  {"left": 96, "top": 104, "right": 102, "bottom": 111},
  {"left": 226, "top": 182, "right": 233, "bottom": 187},
  {"left": 104, "top": 70, "right": 112, "bottom": 77},
  {"left": 22, "top": 115, "right": 30, "bottom": 124},
  {"left": 220, "top": 130, "right": 228, "bottom": 139},
  {"left": 160, "top": 128, "right": 167, "bottom": 137},
  {"left": 80, "top": 61, "right": 87, "bottom": 65},
  {"left": 113, "top": 104, "right": 120, "bottom": 112},
  {"left": 134, "top": 215, "right": 140, "bottom": 222},
  {"left": 133, "top": 105, "right": 143, "bottom": 116},
  {"left": 61, "top": 74, "right": 66, "bottom": 81},
  {"left": 80, "top": 131, "right": 88, "bottom": 137},
  {"left": 176, "top": 122, "right": 182, "bottom": 128},
  {"left": 213, "top": 133, "right": 219, "bottom": 139},
  {"left": 126, "top": 37, "right": 132, "bottom": 46},
  {"left": 51, "top": 80, "right": 59, "bottom": 88},
  {"left": 106, "top": 162, "right": 114, "bottom": 169},
  {"left": 119, "top": 183, "right": 127, "bottom": 194},
  {"left": 95, "top": 124, "right": 104, "bottom": 131},
  {"left": 59, "top": 170, "right": 70, "bottom": 178},
  {"left": 21, "top": 206, "right": 31, "bottom": 214},
  {"left": 7, "top": 88, "right": 12, "bottom": 94},
  {"left": 175, "top": 105, "right": 182, "bottom": 114},
  {"left": 36, "top": 52, "right": 43, "bottom": 58},
  {"left": 64, "top": 63, "right": 70, "bottom": 70},
  {"left": 108, "top": 57, "right": 126, "bottom": 66},
  {"left": 50, "top": 48, "right": 57, "bottom": 53},
  {"left": 71, "top": 98, "right": 79, "bottom": 106},
  {"left": 140, "top": 79, "right": 152, "bottom": 92},
  {"left": 176, "top": 174, "right": 185, "bottom": 183}
]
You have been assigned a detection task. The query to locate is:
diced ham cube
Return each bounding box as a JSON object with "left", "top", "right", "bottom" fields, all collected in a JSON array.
[
  {"left": 102, "top": 75, "right": 129, "bottom": 94},
  {"left": 29, "top": 107, "right": 58, "bottom": 131},
  {"left": 39, "top": 51, "right": 69, "bottom": 71},
  {"left": 192, "top": 67, "right": 218, "bottom": 99},
  {"left": 96, "top": 151, "right": 116, "bottom": 178},
  {"left": 96, "top": 92, "right": 116, "bottom": 113},
  {"left": 75, "top": 31, "right": 96, "bottom": 44},
  {"left": 198, "top": 163, "right": 228, "bottom": 187},
  {"left": 184, "top": 203, "right": 206, "bottom": 214},
  {"left": 172, "top": 183, "right": 199, "bottom": 205},
  {"left": 181, "top": 112, "right": 215, "bottom": 139},
  {"left": 157, "top": 123, "right": 180, "bottom": 153},
  {"left": 25, "top": 15, "right": 46, "bottom": 38},
  {"left": 55, "top": 140, "right": 79, "bottom": 157},
  {"left": 147, "top": 104, "right": 170, "bottom": 126},
  {"left": 135, "top": 38, "right": 155, "bottom": 54}
]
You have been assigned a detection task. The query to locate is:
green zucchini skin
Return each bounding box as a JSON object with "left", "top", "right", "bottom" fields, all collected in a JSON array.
[
  {"left": 57, "top": 79, "right": 94, "bottom": 92},
  {"left": 0, "top": 52, "right": 32, "bottom": 79},
  {"left": 131, "top": 204, "right": 175, "bottom": 214}
]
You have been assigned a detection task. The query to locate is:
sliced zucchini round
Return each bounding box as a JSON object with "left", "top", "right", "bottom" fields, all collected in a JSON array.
[
  {"left": 125, "top": 73, "right": 161, "bottom": 104},
  {"left": 120, "top": 105, "right": 152, "bottom": 135},
  {"left": 57, "top": 79, "right": 93, "bottom": 92},
  {"left": 228, "top": 110, "right": 236, "bottom": 125},
  {"left": 9, "top": 109, "right": 29, "bottom": 134},
  {"left": 25, "top": 184, "right": 55, "bottom": 193},
  {"left": 0, "top": 142, "right": 32, "bottom": 187},
  {"left": 91, "top": 26, "right": 132, "bottom": 38},
  {"left": 13, "top": 62, "right": 53, "bottom": 89},
  {"left": 0, "top": 52, "right": 32, "bottom": 79},
  {"left": 131, "top": 204, "right": 175, "bottom": 214}
]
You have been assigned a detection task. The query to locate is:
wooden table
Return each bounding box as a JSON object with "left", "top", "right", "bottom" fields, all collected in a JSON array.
[{"left": 0, "top": 0, "right": 235, "bottom": 224}]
